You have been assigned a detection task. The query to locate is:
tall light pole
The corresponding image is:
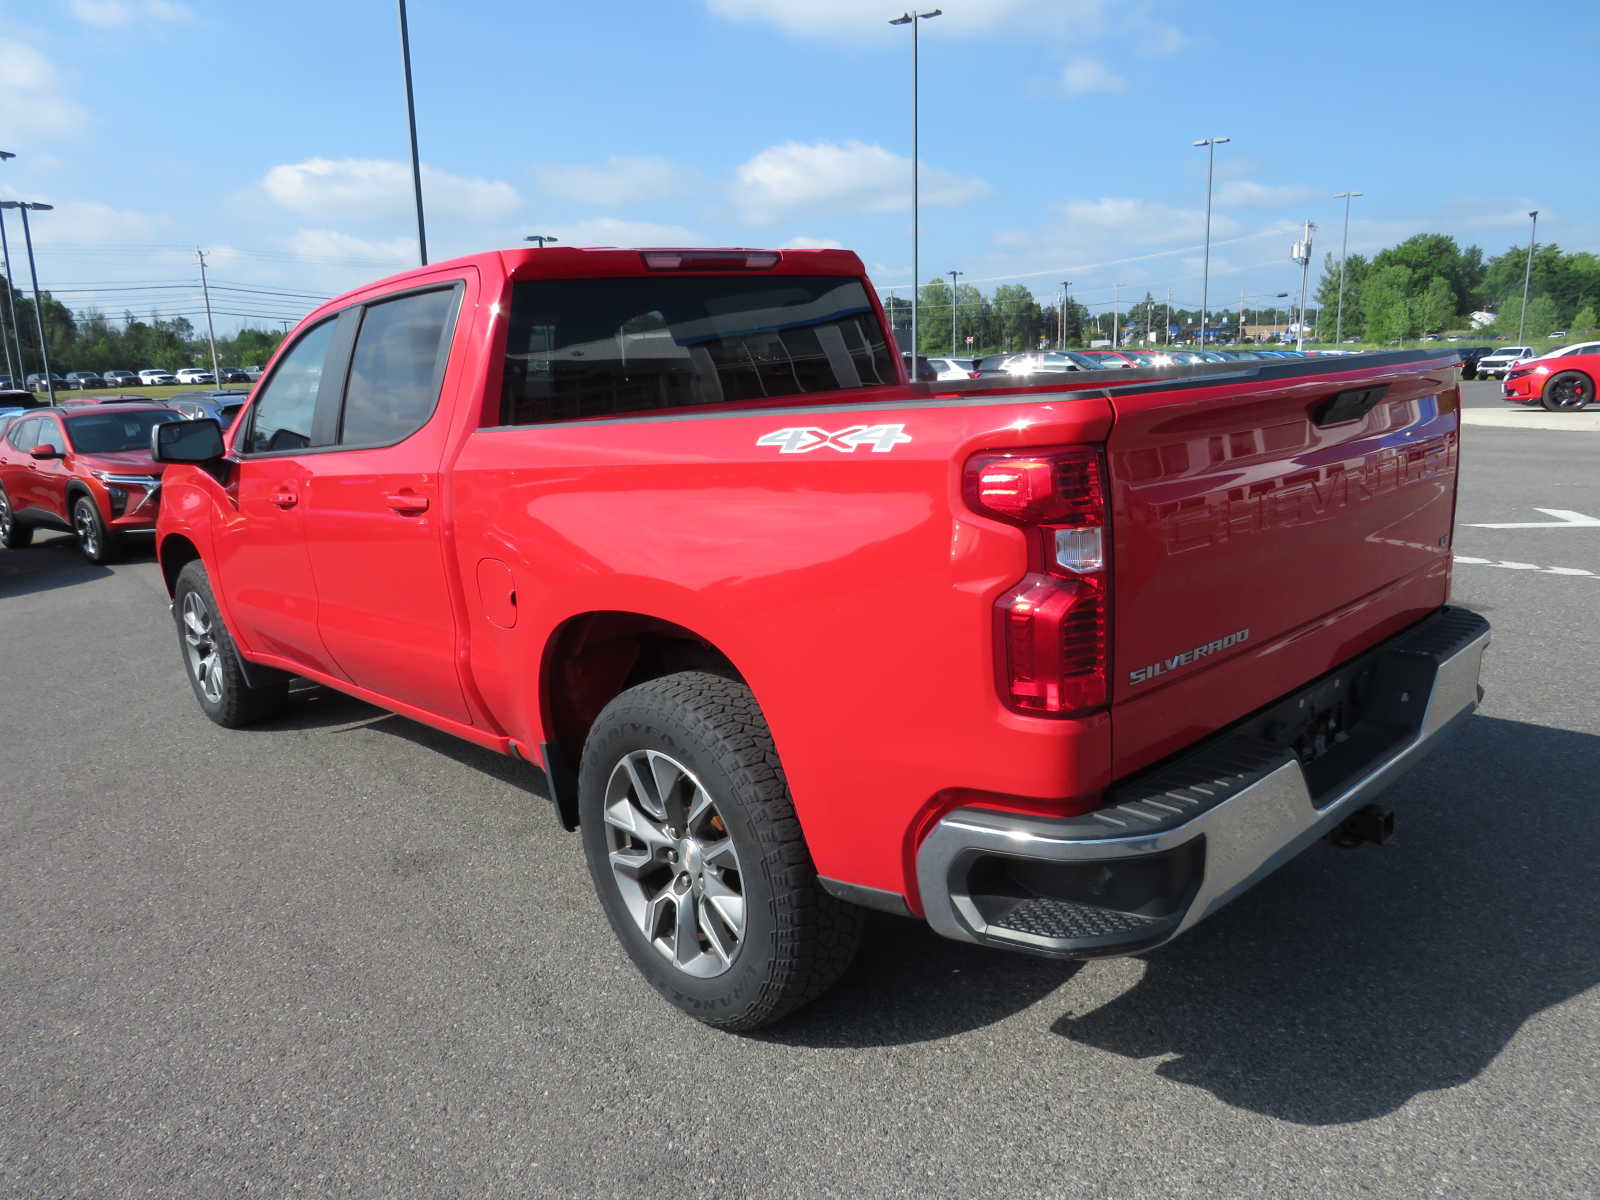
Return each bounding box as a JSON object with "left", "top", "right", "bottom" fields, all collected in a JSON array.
[
  {"left": 1059, "top": 280, "right": 1071, "bottom": 350},
  {"left": 524, "top": 235, "right": 559, "bottom": 248},
  {"left": 946, "top": 268, "right": 962, "bottom": 354},
  {"left": 0, "top": 150, "right": 24, "bottom": 383},
  {"left": 890, "top": 8, "right": 941, "bottom": 364},
  {"left": 1192, "top": 136, "right": 1230, "bottom": 347},
  {"left": 396, "top": 0, "right": 428, "bottom": 266},
  {"left": 196, "top": 249, "right": 222, "bottom": 388},
  {"left": 1332, "top": 190, "right": 1362, "bottom": 344},
  {"left": 1, "top": 201, "right": 57, "bottom": 405},
  {"left": 1518, "top": 210, "right": 1539, "bottom": 346},
  {"left": 1111, "top": 282, "right": 1122, "bottom": 348}
]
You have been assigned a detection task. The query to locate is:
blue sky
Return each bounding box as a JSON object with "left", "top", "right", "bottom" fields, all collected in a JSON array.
[{"left": 3, "top": 0, "right": 1597, "bottom": 333}]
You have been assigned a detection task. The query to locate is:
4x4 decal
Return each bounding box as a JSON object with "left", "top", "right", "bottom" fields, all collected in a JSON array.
[{"left": 756, "top": 424, "right": 912, "bottom": 454}]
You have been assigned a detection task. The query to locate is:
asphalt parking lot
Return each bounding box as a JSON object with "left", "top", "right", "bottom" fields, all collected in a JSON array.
[{"left": 2, "top": 378, "right": 1597, "bottom": 1198}]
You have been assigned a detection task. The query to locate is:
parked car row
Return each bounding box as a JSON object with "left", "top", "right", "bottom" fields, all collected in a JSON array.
[
  {"left": 14, "top": 367, "right": 258, "bottom": 393},
  {"left": 907, "top": 346, "right": 1320, "bottom": 383}
]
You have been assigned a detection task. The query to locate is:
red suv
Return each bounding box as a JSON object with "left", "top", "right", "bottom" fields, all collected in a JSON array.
[{"left": 0, "top": 402, "right": 182, "bottom": 562}]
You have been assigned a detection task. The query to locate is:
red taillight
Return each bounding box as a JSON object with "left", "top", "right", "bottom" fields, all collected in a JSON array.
[
  {"left": 965, "top": 446, "right": 1110, "bottom": 717},
  {"left": 641, "top": 250, "right": 781, "bottom": 271}
]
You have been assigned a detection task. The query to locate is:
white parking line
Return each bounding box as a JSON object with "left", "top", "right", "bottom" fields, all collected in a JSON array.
[{"left": 1454, "top": 554, "right": 1597, "bottom": 578}]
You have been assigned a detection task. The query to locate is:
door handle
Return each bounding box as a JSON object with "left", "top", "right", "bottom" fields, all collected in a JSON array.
[
  {"left": 384, "top": 490, "right": 429, "bottom": 514},
  {"left": 270, "top": 490, "right": 298, "bottom": 508}
]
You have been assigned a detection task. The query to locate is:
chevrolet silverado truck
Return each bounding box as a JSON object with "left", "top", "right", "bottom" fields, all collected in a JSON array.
[{"left": 151, "top": 246, "right": 1489, "bottom": 1031}]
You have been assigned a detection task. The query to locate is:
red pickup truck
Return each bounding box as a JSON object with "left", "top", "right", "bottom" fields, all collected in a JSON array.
[{"left": 152, "top": 246, "right": 1488, "bottom": 1030}]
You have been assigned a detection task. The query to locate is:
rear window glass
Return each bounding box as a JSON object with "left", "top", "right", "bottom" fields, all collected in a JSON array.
[{"left": 499, "top": 275, "right": 896, "bottom": 425}]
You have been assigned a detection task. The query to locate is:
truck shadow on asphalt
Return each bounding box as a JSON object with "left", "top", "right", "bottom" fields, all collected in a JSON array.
[
  {"left": 0, "top": 535, "right": 116, "bottom": 598},
  {"left": 1048, "top": 713, "right": 1599, "bottom": 1124}
]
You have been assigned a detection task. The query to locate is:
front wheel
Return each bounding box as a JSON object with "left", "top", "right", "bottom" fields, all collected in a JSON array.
[
  {"left": 0, "top": 487, "right": 34, "bottom": 549},
  {"left": 1542, "top": 370, "right": 1593, "bottom": 411},
  {"left": 172, "top": 560, "right": 290, "bottom": 727},
  {"left": 579, "top": 672, "right": 863, "bottom": 1031},
  {"left": 73, "top": 496, "right": 118, "bottom": 564}
]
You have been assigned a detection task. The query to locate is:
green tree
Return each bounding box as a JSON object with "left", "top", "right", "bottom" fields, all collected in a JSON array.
[
  {"left": 1525, "top": 295, "right": 1560, "bottom": 339},
  {"left": 1362, "top": 265, "right": 1413, "bottom": 343},
  {"left": 1416, "top": 275, "right": 1456, "bottom": 333},
  {"left": 1572, "top": 304, "right": 1597, "bottom": 336}
]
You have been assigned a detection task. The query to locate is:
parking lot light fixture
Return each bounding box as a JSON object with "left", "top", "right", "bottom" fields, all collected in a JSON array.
[
  {"left": 1518, "top": 210, "right": 1539, "bottom": 346},
  {"left": 396, "top": 0, "right": 428, "bottom": 266},
  {"left": 0, "top": 150, "right": 25, "bottom": 384},
  {"left": 524, "top": 235, "right": 559, "bottom": 248},
  {"left": 1333, "top": 191, "right": 1362, "bottom": 344},
  {"left": 889, "top": 8, "right": 941, "bottom": 364},
  {"left": 0, "top": 200, "right": 56, "bottom": 405},
  {"left": 1192, "top": 136, "right": 1229, "bottom": 347}
]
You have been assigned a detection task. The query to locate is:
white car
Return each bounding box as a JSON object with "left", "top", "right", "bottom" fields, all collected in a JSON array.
[
  {"left": 1475, "top": 346, "right": 1534, "bottom": 379},
  {"left": 138, "top": 368, "right": 178, "bottom": 386},
  {"left": 925, "top": 356, "right": 979, "bottom": 381},
  {"left": 175, "top": 368, "right": 215, "bottom": 385},
  {"left": 1529, "top": 340, "right": 1600, "bottom": 363}
]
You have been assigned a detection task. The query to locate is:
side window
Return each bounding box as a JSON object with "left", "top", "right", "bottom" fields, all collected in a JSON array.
[
  {"left": 36, "top": 419, "right": 66, "bottom": 453},
  {"left": 8, "top": 417, "right": 38, "bottom": 451},
  {"left": 340, "top": 287, "right": 458, "bottom": 447},
  {"left": 243, "top": 319, "right": 338, "bottom": 455}
]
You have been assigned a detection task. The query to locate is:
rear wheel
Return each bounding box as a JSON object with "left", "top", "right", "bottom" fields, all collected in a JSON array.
[
  {"left": 72, "top": 496, "right": 118, "bottom": 564},
  {"left": 0, "top": 487, "right": 34, "bottom": 549},
  {"left": 579, "top": 672, "right": 863, "bottom": 1031},
  {"left": 1542, "top": 370, "right": 1592, "bottom": 411},
  {"left": 172, "top": 560, "right": 290, "bottom": 727}
]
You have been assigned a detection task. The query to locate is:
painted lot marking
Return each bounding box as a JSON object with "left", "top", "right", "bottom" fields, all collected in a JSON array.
[
  {"left": 1455, "top": 554, "right": 1597, "bottom": 578},
  {"left": 1464, "top": 508, "right": 1600, "bottom": 530}
]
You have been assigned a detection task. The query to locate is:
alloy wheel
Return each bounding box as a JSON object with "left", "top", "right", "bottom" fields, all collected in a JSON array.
[
  {"left": 180, "top": 590, "right": 224, "bottom": 704},
  {"left": 602, "top": 749, "right": 745, "bottom": 978},
  {"left": 74, "top": 503, "right": 99, "bottom": 559},
  {"left": 1550, "top": 376, "right": 1589, "bottom": 409}
]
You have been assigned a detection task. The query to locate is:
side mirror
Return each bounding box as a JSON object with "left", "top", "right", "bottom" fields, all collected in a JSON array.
[
  {"left": 28, "top": 444, "right": 60, "bottom": 460},
  {"left": 152, "top": 417, "right": 225, "bottom": 463}
]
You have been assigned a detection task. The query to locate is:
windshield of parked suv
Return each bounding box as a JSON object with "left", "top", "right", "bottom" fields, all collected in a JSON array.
[
  {"left": 500, "top": 275, "right": 897, "bottom": 424},
  {"left": 64, "top": 409, "right": 180, "bottom": 453}
]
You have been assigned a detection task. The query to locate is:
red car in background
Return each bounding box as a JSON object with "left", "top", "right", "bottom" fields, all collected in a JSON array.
[
  {"left": 1502, "top": 353, "right": 1597, "bottom": 411},
  {"left": 0, "top": 402, "right": 182, "bottom": 562}
]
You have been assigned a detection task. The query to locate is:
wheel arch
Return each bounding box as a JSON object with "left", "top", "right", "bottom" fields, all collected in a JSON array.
[
  {"left": 158, "top": 532, "right": 203, "bottom": 598},
  {"left": 538, "top": 610, "right": 747, "bottom": 829}
]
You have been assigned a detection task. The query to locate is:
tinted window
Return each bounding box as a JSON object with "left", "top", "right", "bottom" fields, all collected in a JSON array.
[
  {"left": 243, "top": 319, "right": 337, "bottom": 454},
  {"left": 65, "top": 410, "right": 179, "bottom": 453},
  {"left": 340, "top": 287, "right": 457, "bottom": 446},
  {"left": 500, "top": 275, "right": 896, "bottom": 425},
  {"left": 36, "top": 418, "right": 67, "bottom": 453}
]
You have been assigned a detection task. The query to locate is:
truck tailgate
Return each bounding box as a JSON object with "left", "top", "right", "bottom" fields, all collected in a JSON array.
[{"left": 1104, "top": 354, "right": 1462, "bottom": 776}]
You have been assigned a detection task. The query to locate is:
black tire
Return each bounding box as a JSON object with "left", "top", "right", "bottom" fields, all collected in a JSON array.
[
  {"left": 172, "top": 560, "right": 290, "bottom": 727},
  {"left": 579, "top": 671, "right": 863, "bottom": 1031},
  {"left": 1541, "top": 370, "right": 1593, "bottom": 412},
  {"left": 72, "top": 495, "right": 119, "bottom": 564},
  {"left": 0, "top": 486, "right": 34, "bottom": 549}
]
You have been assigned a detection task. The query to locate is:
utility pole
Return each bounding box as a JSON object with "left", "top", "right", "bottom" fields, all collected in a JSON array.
[
  {"left": 1059, "top": 280, "right": 1071, "bottom": 350},
  {"left": 1111, "top": 282, "right": 1122, "bottom": 348},
  {"left": 1238, "top": 286, "right": 1246, "bottom": 344},
  {"left": 1518, "top": 210, "right": 1539, "bottom": 346},
  {"left": 1291, "top": 219, "right": 1316, "bottom": 351},
  {"left": 1165, "top": 287, "right": 1173, "bottom": 346},
  {"left": 947, "top": 269, "right": 962, "bottom": 355},
  {"left": 197, "top": 249, "right": 222, "bottom": 387}
]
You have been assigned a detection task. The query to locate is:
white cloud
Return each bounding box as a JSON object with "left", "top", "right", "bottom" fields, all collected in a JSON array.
[
  {"left": 1059, "top": 58, "right": 1127, "bottom": 96},
  {"left": 67, "top": 0, "right": 193, "bottom": 26},
  {"left": 1061, "top": 197, "right": 1239, "bottom": 246},
  {"left": 735, "top": 140, "right": 991, "bottom": 224},
  {"left": 555, "top": 217, "right": 713, "bottom": 247},
  {"left": 283, "top": 229, "right": 418, "bottom": 268},
  {"left": 531, "top": 156, "right": 697, "bottom": 208},
  {"left": 779, "top": 237, "right": 844, "bottom": 250},
  {"left": 1216, "top": 181, "right": 1321, "bottom": 208},
  {"left": 0, "top": 185, "right": 161, "bottom": 244},
  {"left": 262, "top": 158, "right": 521, "bottom": 224},
  {"left": 0, "top": 41, "right": 88, "bottom": 144}
]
